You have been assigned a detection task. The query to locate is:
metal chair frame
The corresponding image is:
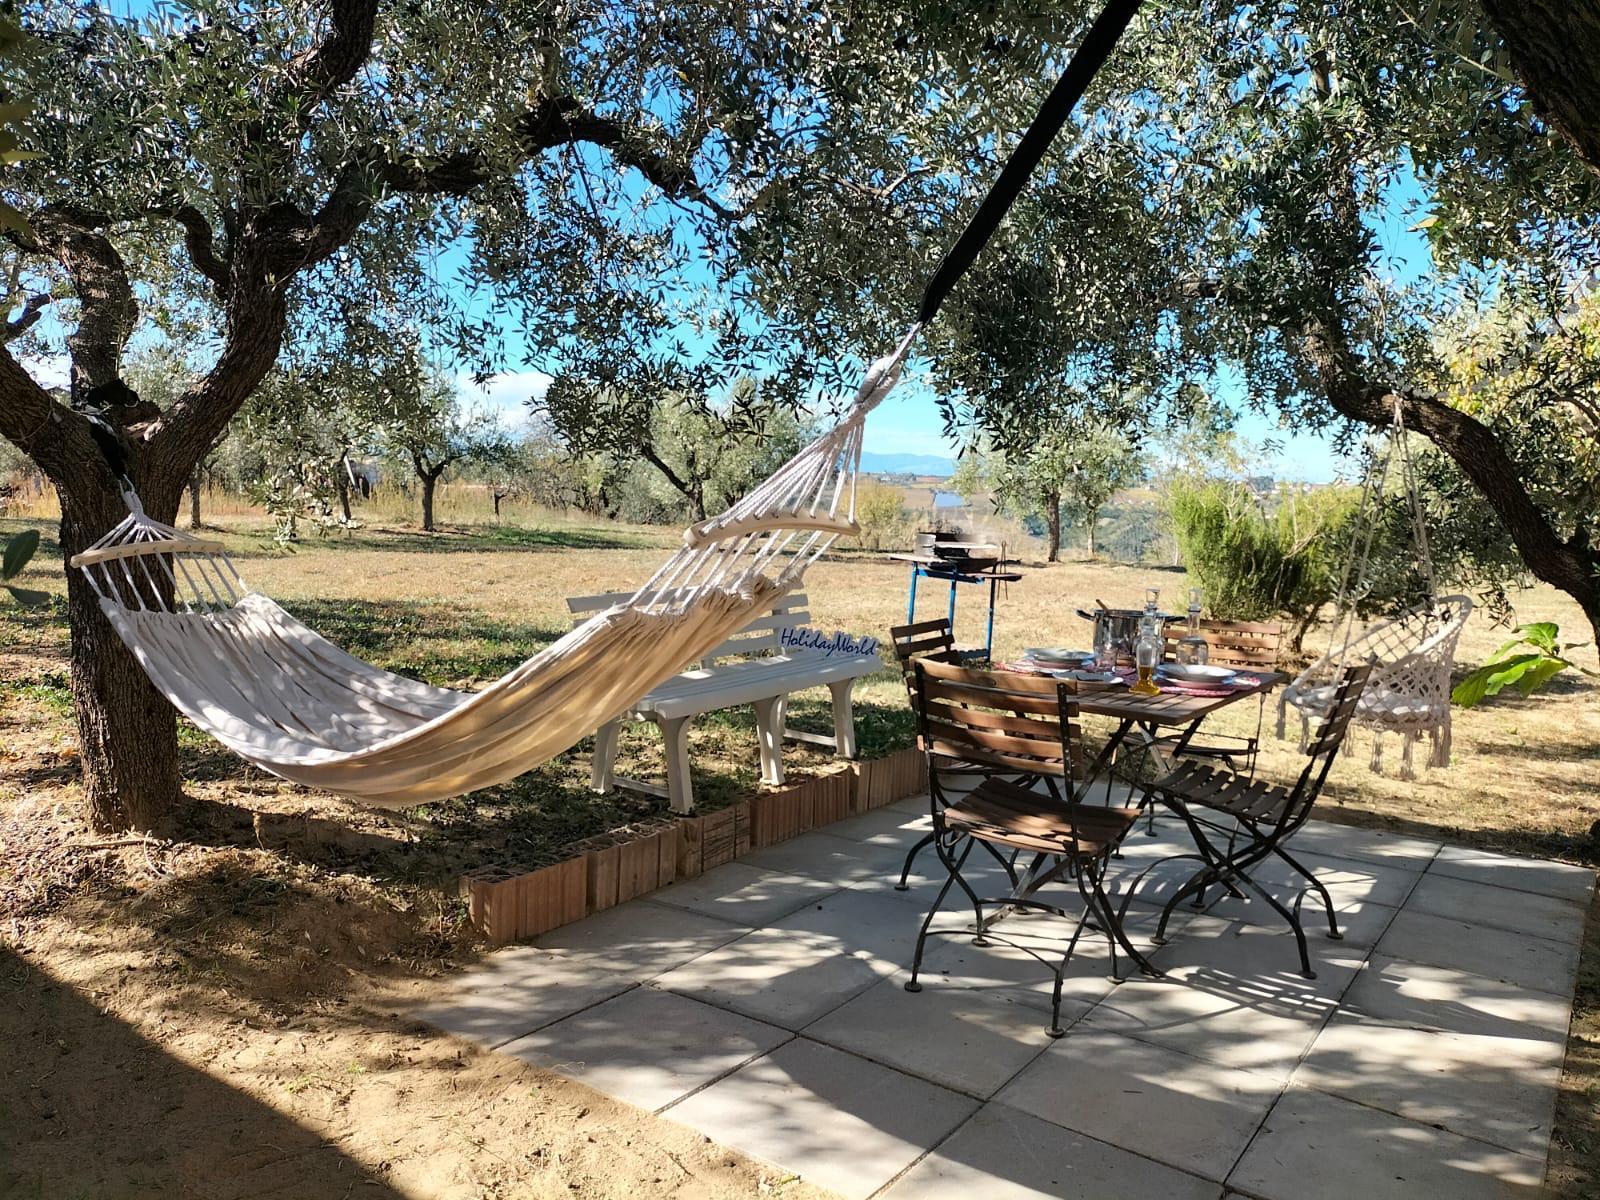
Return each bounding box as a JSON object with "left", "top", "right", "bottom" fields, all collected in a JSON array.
[
  {"left": 1129, "top": 663, "right": 1373, "bottom": 979},
  {"left": 903, "top": 657, "right": 1159, "bottom": 1037}
]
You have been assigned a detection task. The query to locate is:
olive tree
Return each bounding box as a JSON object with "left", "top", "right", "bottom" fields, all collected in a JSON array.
[{"left": 0, "top": 0, "right": 1106, "bottom": 830}]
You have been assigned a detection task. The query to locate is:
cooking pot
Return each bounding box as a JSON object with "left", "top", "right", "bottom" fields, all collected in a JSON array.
[{"left": 1077, "top": 607, "right": 1180, "bottom": 665}]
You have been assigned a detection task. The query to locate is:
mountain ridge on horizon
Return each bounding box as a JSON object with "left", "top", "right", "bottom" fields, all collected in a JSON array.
[{"left": 859, "top": 451, "right": 956, "bottom": 477}]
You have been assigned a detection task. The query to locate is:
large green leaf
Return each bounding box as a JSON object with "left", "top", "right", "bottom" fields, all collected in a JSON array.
[
  {"left": 1, "top": 529, "right": 39, "bottom": 581},
  {"left": 3, "top": 584, "right": 49, "bottom": 607},
  {"left": 1514, "top": 622, "right": 1561, "bottom": 655}
]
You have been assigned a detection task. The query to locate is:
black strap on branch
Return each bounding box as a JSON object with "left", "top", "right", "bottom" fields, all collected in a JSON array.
[{"left": 917, "top": 0, "right": 1146, "bottom": 326}]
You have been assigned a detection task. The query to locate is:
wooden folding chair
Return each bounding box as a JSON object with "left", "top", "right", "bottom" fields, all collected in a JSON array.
[
  {"left": 1134, "top": 663, "right": 1373, "bottom": 978},
  {"left": 888, "top": 618, "right": 972, "bottom": 892},
  {"left": 904, "top": 657, "right": 1159, "bottom": 1037},
  {"left": 1156, "top": 617, "right": 1286, "bottom": 777}
]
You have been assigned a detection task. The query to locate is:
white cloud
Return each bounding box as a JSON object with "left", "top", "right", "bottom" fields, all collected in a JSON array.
[{"left": 457, "top": 369, "right": 552, "bottom": 414}]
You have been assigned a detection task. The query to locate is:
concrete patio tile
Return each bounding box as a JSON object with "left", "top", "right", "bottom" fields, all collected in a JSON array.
[
  {"left": 887, "top": 792, "right": 933, "bottom": 815},
  {"left": 806, "top": 974, "right": 1057, "bottom": 1098},
  {"left": 1229, "top": 1085, "right": 1545, "bottom": 1200},
  {"left": 407, "top": 947, "right": 637, "bottom": 1048},
  {"left": 649, "top": 861, "right": 838, "bottom": 926},
  {"left": 653, "top": 889, "right": 922, "bottom": 1029},
  {"left": 997, "top": 1029, "right": 1281, "bottom": 1182},
  {"left": 1250, "top": 850, "right": 1420, "bottom": 909},
  {"left": 1429, "top": 844, "right": 1595, "bottom": 904},
  {"left": 825, "top": 807, "right": 933, "bottom": 845},
  {"left": 1405, "top": 872, "right": 1588, "bottom": 943},
  {"left": 913, "top": 906, "right": 1188, "bottom": 1016},
  {"left": 1199, "top": 892, "right": 1398, "bottom": 950},
  {"left": 1340, "top": 953, "right": 1573, "bottom": 1044},
  {"left": 652, "top": 926, "right": 875, "bottom": 1028},
  {"left": 666, "top": 1037, "right": 978, "bottom": 1200},
  {"left": 1375, "top": 909, "right": 1581, "bottom": 995},
  {"left": 886, "top": 1103, "right": 1219, "bottom": 1200},
  {"left": 1288, "top": 820, "right": 1441, "bottom": 869},
  {"left": 1296, "top": 1013, "right": 1562, "bottom": 1157},
  {"left": 534, "top": 899, "right": 748, "bottom": 978},
  {"left": 856, "top": 846, "right": 1025, "bottom": 908},
  {"left": 498, "top": 986, "right": 790, "bottom": 1113},
  {"left": 739, "top": 830, "right": 910, "bottom": 886},
  {"left": 1085, "top": 921, "right": 1363, "bottom": 1078}
]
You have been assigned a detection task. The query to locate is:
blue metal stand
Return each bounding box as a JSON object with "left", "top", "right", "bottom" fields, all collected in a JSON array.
[{"left": 902, "top": 561, "right": 1019, "bottom": 661}]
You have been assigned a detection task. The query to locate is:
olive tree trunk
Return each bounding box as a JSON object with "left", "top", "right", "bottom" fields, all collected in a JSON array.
[{"left": 59, "top": 466, "right": 187, "bottom": 831}]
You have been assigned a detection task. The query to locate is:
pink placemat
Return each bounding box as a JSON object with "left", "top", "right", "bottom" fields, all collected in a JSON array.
[{"left": 1158, "top": 672, "right": 1267, "bottom": 697}]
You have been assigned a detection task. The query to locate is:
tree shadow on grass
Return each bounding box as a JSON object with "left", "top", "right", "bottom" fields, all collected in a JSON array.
[{"left": 0, "top": 945, "right": 408, "bottom": 1200}]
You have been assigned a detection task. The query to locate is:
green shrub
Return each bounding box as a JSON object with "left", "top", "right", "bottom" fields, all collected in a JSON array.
[{"left": 1167, "top": 479, "right": 1361, "bottom": 651}]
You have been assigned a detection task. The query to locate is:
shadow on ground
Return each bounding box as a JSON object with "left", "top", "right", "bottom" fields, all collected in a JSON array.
[{"left": 0, "top": 945, "right": 408, "bottom": 1199}]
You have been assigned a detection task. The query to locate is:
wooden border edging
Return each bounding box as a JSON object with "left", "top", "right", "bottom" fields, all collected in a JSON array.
[{"left": 463, "top": 748, "right": 926, "bottom": 944}]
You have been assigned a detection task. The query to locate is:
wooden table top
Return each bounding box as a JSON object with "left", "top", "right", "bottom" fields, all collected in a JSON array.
[{"left": 995, "top": 665, "right": 1288, "bottom": 727}]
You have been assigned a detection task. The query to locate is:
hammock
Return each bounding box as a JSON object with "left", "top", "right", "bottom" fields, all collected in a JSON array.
[
  {"left": 72, "top": 348, "right": 901, "bottom": 809},
  {"left": 71, "top": 1, "right": 1148, "bottom": 810},
  {"left": 1276, "top": 401, "right": 1472, "bottom": 778}
]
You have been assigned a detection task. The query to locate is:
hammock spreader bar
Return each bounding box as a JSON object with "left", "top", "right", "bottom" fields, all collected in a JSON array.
[{"left": 917, "top": 0, "right": 1146, "bottom": 325}]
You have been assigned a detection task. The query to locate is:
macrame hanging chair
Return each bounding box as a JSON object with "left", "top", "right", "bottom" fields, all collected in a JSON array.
[
  {"left": 72, "top": 2, "right": 1148, "bottom": 811},
  {"left": 1277, "top": 402, "right": 1472, "bottom": 780}
]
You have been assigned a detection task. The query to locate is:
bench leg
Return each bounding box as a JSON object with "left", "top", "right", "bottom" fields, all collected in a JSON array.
[
  {"left": 590, "top": 720, "right": 620, "bottom": 794},
  {"left": 828, "top": 680, "right": 859, "bottom": 760},
  {"left": 661, "top": 716, "right": 696, "bottom": 814},
  {"left": 753, "top": 696, "right": 788, "bottom": 787}
]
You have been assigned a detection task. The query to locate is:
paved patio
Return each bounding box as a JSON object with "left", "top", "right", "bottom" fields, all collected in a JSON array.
[{"left": 410, "top": 792, "right": 1593, "bottom": 1199}]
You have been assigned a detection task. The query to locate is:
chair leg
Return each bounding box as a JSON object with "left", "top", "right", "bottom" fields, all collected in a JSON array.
[
  {"left": 906, "top": 837, "right": 974, "bottom": 992},
  {"left": 1085, "top": 862, "right": 1161, "bottom": 981},
  {"left": 895, "top": 829, "right": 936, "bottom": 891},
  {"left": 660, "top": 717, "right": 696, "bottom": 814},
  {"left": 1234, "top": 867, "right": 1316, "bottom": 979},
  {"left": 589, "top": 720, "right": 620, "bottom": 794},
  {"left": 1273, "top": 845, "right": 1342, "bottom": 940},
  {"left": 1048, "top": 898, "right": 1094, "bottom": 1038}
]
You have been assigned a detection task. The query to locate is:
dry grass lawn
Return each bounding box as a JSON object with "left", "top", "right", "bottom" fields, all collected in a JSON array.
[{"left": 2, "top": 494, "right": 1598, "bottom": 1197}]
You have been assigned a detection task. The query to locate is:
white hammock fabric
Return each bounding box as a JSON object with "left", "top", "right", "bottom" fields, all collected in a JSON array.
[
  {"left": 1277, "top": 596, "right": 1472, "bottom": 780},
  {"left": 72, "top": 330, "right": 919, "bottom": 809}
]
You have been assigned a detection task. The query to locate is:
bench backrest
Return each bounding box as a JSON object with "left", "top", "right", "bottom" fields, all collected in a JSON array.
[{"left": 566, "top": 589, "right": 812, "bottom": 667}]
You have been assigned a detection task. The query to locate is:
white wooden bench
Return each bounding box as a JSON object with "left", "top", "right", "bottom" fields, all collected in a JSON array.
[{"left": 565, "top": 590, "right": 882, "bottom": 813}]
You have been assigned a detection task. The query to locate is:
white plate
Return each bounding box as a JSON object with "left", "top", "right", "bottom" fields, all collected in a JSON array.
[
  {"left": 1162, "top": 663, "right": 1237, "bottom": 683},
  {"left": 1025, "top": 647, "right": 1092, "bottom": 662}
]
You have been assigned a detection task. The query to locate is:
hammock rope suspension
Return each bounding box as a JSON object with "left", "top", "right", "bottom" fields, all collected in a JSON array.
[{"left": 75, "top": 4, "right": 1145, "bottom": 808}]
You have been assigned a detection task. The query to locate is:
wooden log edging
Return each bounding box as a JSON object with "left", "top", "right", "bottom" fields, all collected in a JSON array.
[
  {"left": 850, "top": 746, "right": 928, "bottom": 813},
  {"left": 462, "top": 748, "right": 926, "bottom": 944}
]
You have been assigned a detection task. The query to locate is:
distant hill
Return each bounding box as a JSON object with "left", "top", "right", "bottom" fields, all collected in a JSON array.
[{"left": 860, "top": 451, "right": 956, "bottom": 477}]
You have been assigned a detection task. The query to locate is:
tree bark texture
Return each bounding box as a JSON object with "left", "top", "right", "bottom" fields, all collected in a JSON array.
[
  {"left": 1045, "top": 492, "right": 1061, "bottom": 562},
  {"left": 187, "top": 465, "right": 202, "bottom": 528},
  {"left": 1482, "top": 0, "right": 1600, "bottom": 180},
  {"left": 419, "top": 468, "right": 441, "bottom": 532}
]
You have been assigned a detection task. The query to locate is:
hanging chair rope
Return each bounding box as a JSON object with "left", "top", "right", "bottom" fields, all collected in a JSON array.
[{"left": 1280, "top": 400, "right": 1471, "bottom": 778}]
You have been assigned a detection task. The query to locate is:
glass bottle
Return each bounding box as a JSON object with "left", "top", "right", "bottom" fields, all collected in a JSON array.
[
  {"left": 1130, "top": 609, "right": 1163, "bottom": 696},
  {"left": 1176, "top": 587, "right": 1209, "bottom": 666}
]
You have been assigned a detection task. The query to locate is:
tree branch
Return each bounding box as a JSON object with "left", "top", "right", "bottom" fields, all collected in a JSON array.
[
  {"left": 3, "top": 292, "right": 53, "bottom": 342},
  {"left": 0, "top": 341, "right": 108, "bottom": 485},
  {"left": 1299, "top": 308, "right": 1600, "bottom": 612},
  {"left": 377, "top": 94, "right": 735, "bottom": 218},
  {"left": 25, "top": 207, "right": 138, "bottom": 401},
  {"left": 283, "top": 0, "right": 379, "bottom": 106},
  {"left": 158, "top": 204, "right": 230, "bottom": 296}
]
